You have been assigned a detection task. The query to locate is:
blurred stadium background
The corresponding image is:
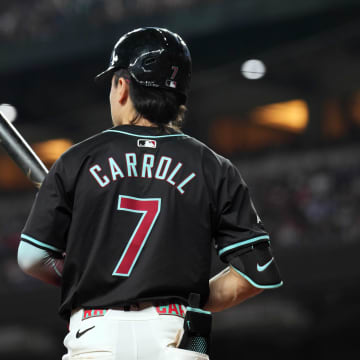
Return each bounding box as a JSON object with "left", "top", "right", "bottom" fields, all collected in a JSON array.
[{"left": 1, "top": 0, "right": 360, "bottom": 359}]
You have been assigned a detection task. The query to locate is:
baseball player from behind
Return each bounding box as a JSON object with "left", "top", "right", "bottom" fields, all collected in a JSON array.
[{"left": 17, "top": 27, "right": 283, "bottom": 360}]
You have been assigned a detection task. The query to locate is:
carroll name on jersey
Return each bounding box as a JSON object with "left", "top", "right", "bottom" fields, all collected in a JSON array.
[{"left": 89, "top": 153, "right": 196, "bottom": 194}]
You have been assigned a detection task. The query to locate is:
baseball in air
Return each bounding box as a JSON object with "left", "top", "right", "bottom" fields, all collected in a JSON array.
[{"left": 241, "top": 59, "right": 266, "bottom": 80}]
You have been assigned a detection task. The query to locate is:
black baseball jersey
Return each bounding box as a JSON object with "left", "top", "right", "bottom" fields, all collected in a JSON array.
[{"left": 21, "top": 125, "right": 269, "bottom": 319}]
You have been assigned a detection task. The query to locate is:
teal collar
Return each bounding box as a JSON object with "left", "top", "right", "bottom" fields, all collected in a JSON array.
[{"left": 103, "top": 125, "right": 187, "bottom": 139}]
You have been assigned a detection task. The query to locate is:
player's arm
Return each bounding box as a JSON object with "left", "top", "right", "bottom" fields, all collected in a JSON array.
[
  {"left": 205, "top": 241, "right": 282, "bottom": 312},
  {"left": 18, "top": 156, "right": 71, "bottom": 285},
  {"left": 17, "top": 240, "right": 64, "bottom": 287},
  {"left": 208, "top": 158, "right": 282, "bottom": 312},
  {"left": 204, "top": 266, "right": 262, "bottom": 312}
]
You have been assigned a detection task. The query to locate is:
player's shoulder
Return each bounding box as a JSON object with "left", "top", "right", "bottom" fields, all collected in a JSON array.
[
  {"left": 184, "top": 134, "right": 232, "bottom": 169},
  {"left": 58, "top": 130, "right": 112, "bottom": 162},
  {"left": 184, "top": 135, "right": 242, "bottom": 192}
]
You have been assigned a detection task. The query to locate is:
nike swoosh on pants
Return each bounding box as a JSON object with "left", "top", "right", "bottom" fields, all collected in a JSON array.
[{"left": 76, "top": 326, "right": 95, "bottom": 338}]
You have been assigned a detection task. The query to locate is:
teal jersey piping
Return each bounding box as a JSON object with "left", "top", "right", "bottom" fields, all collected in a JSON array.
[
  {"left": 230, "top": 265, "right": 283, "bottom": 289},
  {"left": 103, "top": 129, "right": 189, "bottom": 139},
  {"left": 20, "top": 234, "right": 63, "bottom": 253},
  {"left": 218, "top": 235, "right": 270, "bottom": 256}
]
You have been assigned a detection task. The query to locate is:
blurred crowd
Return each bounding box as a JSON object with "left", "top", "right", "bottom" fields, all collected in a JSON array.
[
  {"left": 241, "top": 146, "right": 360, "bottom": 248},
  {"left": 0, "top": 0, "right": 210, "bottom": 41},
  {"left": 0, "top": 192, "right": 41, "bottom": 294}
]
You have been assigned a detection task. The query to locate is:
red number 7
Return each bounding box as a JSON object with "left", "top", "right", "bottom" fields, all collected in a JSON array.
[{"left": 113, "top": 195, "right": 161, "bottom": 277}]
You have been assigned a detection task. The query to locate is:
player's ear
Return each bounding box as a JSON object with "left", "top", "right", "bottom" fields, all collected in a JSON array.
[{"left": 117, "top": 77, "right": 130, "bottom": 105}]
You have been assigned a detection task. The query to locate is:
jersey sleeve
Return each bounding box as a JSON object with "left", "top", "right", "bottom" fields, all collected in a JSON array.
[
  {"left": 21, "top": 157, "right": 72, "bottom": 254},
  {"left": 214, "top": 160, "right": 270, "bottom": 261}
]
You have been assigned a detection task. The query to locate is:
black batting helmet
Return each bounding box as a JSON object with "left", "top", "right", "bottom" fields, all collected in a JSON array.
[{"left": 95, "top": 27, "right": 192, "bottom": 101}]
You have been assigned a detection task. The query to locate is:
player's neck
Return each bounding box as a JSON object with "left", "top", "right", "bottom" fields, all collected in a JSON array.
[
  {"left": 113, "top": 117, "right": 157, "bottom": 128},
  {"left": 111, "top": 95, "right": 157, "bottom": 128},
  {"left": 129, "top": 117, "right": 157, "bottom": 127},
  {"left": 112, "top": 110, "right": 157, "bottom": 128}
]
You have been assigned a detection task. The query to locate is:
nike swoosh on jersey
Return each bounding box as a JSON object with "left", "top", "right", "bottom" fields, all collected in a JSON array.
[
  {"left": 257, "top": 258, "right": 274, "bottom": 272},
  {"left": 76, "top": 325, "right": 95, "bottom": 338}
]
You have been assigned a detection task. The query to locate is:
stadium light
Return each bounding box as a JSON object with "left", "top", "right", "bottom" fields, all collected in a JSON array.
[
  {"left": 251, "top": 100, "right": 309, "bottom": 132},
  {"left": 241, "top": 59, "right": 266, "bottom": 80},
  {"left": 0, "top": 104, "right": 18, "bottom": 123},
  {"left": 33, "top": 139, "right": 73, "bottom": 163}
]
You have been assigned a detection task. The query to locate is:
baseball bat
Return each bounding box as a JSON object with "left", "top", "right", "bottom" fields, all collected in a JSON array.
[{"left": 0, "top": 111, "right": 48, "bottom": 188}]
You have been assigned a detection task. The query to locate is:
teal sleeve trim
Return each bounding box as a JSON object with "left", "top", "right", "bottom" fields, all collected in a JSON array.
[
  {"left": 218, "top": 235, "right": 270, "bottom": 256},
  {"left": 104, "top": 129, "right": 188, "bottom": 139},
  {"left": 186, "top": 307, "right": 211, "bottom": 315},
  {"left": 230, "top": 265, "right": 283, "bottom": 289},
  {"left": 20, "top": 234, "right": 63, "bottom": 253}
]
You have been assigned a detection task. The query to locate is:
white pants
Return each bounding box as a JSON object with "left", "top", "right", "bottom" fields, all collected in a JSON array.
[{"left": 62, "top": 306, "right": 209, "bottom": 360}]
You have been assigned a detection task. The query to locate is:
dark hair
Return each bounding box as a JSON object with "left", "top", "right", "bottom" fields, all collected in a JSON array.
[{"left": 113, "top": 69, "right": 186, "bottom": 130}]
